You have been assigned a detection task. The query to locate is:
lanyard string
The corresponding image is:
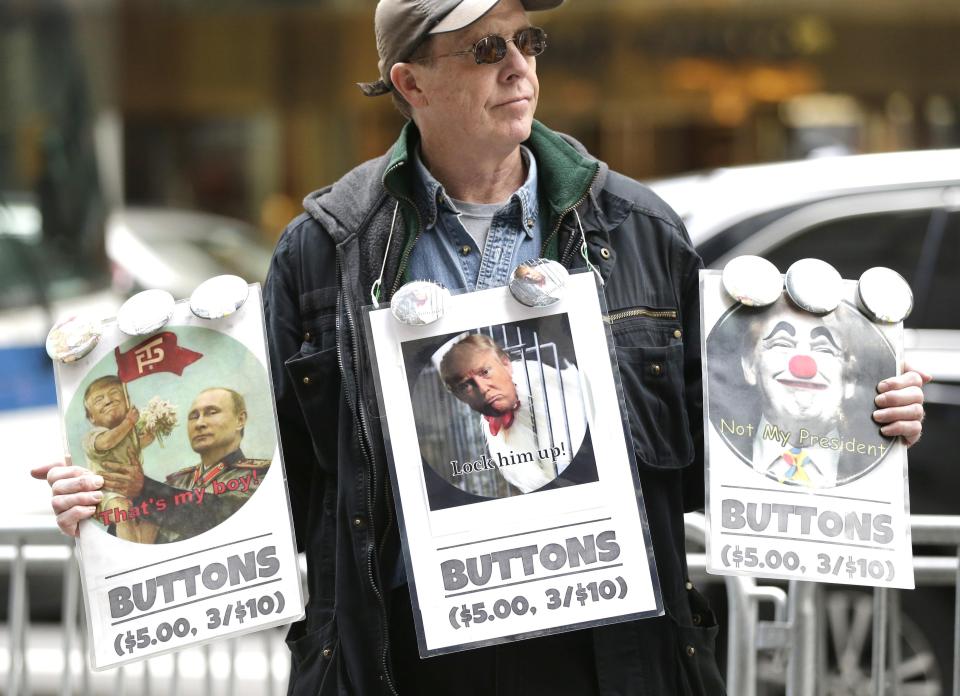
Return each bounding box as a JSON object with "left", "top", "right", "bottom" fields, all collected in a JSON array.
[
  {"left": 573, "top": 209, "right": 604, "bottom": 287},
  {"left": 370, "top": 201, "right": 400, "bottom": 308}
]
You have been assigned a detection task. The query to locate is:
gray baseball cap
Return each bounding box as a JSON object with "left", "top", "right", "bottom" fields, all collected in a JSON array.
[{"left": 358, "top": 0, "right": 564, "bottom": 96}]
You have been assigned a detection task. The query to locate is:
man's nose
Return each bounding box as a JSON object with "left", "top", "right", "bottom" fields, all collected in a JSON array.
[
  {"left": 501, "top": 41, "right": 530, "bottom": 79},
  {"left": 788, "top": 354, "right": 818, "bottom": 379}
]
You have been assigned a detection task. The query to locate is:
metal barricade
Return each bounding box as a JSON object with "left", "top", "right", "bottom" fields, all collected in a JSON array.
[{"left": 686, "top": 512, "right": 960, "bottom": 696}]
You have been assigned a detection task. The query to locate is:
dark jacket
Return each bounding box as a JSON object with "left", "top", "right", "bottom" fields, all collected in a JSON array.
[{"left": 264, "top": 120, "right": 725, "bottom": 696}]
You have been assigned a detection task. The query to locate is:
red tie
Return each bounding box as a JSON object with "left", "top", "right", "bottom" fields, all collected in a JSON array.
[{"left": 485, "top": 410, "right": 516, "bottom": 436}]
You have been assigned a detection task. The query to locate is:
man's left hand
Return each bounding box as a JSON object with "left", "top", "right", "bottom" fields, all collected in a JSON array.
[{"left": 873, "top": 364, "right": 933, "bottom": 447}]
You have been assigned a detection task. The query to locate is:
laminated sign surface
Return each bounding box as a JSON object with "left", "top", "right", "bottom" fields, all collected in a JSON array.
[
  {"left": 365, "top": 272, "right": 663, "bottom": 657},
  {"left": 53, "top": 285, "right": 304, "bottom": 668},
  {"left": 700, "top": 270, "right": 914, "bottom": 589}
]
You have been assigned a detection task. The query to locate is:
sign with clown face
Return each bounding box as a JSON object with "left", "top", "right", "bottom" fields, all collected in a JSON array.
[{"left": 700, "top": 269, "right": 913, "bottom": 589}]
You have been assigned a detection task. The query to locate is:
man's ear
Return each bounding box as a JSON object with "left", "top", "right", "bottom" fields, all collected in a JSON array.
[
  {"left": 390, "top": 62, "right": 428, "bottom": 109},
  {"left": 741, "top": 353, "right": 757, "bottom": 386},
  {"left": 236, "top": 410, "right": 248, "bottom": 431}
]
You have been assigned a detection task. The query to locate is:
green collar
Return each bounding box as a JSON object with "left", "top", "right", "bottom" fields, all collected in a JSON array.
[{"left": 381, "top": 119, "right": 599, "bottom": 269}]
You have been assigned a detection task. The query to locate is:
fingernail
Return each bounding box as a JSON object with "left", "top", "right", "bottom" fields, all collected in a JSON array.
[
  {"left": 92, "top": 491, "right": 103, "bottom": 501},
  {"left": 877, "top": 381, "right": 890, "bottom": 393},
  {"left": 880, "top": 425, "right": 892, "bottom": 436},
  {"left": 872, "top": 410, "right": 881, "bottom": 419},
  {"left": 874, "top": 394, "right": 885, "bottom": 406},
  {"left": 92, "top": 475, "right": 104, "bottom": 486}
]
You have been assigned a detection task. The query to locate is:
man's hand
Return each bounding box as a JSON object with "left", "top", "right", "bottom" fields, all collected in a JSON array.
[
  {"left": 873, "top": 364, "right": 933, "bottom": 448},
  {"left": 30, "top": 458, "right": 102, "bottom": 537},
  {"left": 100, "top": 458, "right": 145, "bottom": 499}
]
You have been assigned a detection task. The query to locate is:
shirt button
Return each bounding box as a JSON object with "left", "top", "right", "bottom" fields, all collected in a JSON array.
[
  {"left": 686, "top": 645, "right": 696, "bottom": 657},
  {"left": 322, "top": 647, "right": 332, "bottom": 658},
  {"left": 674, "top": 329, "right": 682, "bottom": 339},
  {"left": 302, "top": 376, "right": 312, "bottom": 385},
  {"left": 525, "top": 218, "right": 534, "bottom": 229},
  {"left": 650, "top": 363, "right": 663, "bottom": 377},
  {"left": 599, "top": 247, "right": 611, "bottom": 260},
  {"left": 460, "top": 245, "right": 471, "bottom": 256}
]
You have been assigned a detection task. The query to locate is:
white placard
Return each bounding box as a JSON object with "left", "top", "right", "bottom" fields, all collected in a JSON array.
[
  {"left": 365, "top": 272, "right": 663, "bottom": 657},
  {"left": 54, "top": 285, "right": 304, "bottom": 669},
  {"left": 700, "top": 270, "right": 914, "bottom": 589}
]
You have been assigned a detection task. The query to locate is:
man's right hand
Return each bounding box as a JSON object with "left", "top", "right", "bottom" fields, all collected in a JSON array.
[{"left": 30, "top": 458, "right": 103, "bottom": 537}]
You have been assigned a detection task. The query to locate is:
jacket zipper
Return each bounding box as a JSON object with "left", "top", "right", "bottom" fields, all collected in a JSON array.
[
  {"left": 385, "top": 161, "right": 425, "bottom": 300},
  {"left": 336, "top": 256, "right": 399, "bottom": 696},
  {"left": 542, "top": 166, "right": 602, "bottom": 266},
  {"left": 604, "top": 307, "right": 678, "bottom": 322}
]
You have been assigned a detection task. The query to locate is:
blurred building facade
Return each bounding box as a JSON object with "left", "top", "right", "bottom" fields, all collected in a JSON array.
[{"left": 4, "top": 0, "right": 960, "bottom": 239}]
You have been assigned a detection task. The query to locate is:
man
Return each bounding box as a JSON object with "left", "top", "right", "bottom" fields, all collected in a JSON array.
[
  {"left": 439, "top": 332, "right": 590, "bottom": 493},
  {"left": 735, "top": 299, "right": 896, "bottom": 488},
  {"left": 35, "top": 1, "right": 929, "bottom": 693},
  {"left": 147, "top": 387, "right": 270, "bottom": 541}
]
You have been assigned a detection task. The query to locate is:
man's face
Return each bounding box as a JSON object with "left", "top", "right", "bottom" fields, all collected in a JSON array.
[
  {"left": 187, "top": 389, "right": 245, "bottom": 455},
  {"left": 412, "top": 0, "right": 539, "bottom": 152},
  {"left": 85, "top": 383, "right": 126, "bottom": 429},
  {"left": 445, "top": 347, "right": 518, "bottom": 417},
  {"left": 741, "top": 308, "right": 854, "bottom": 429}
]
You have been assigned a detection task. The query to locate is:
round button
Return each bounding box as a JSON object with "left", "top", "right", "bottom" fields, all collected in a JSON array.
[
  {"left": 599, "top": 247, "right": 611, "bottom": 260},
  {"left": 302, "top": 376, "right": 312, "bottom": 385},
  {"left": 45, "top": 315, "right": 101, "bottom": 363},
  {"left": 692, "top": 614, "right": 702, "bottom": 626},
  {"left": 857, "top": 266, "right": 913, "bottom": 323},
  {"left": 650, "top": 363, "right": 663, "bottom": 377},
  {"left": 322, "top": 648, "right": 332, "bottom": 658},
  {"left": 722, "top": 255, "right": 782, "bottom": 307},
  {"left": 303, "top": 332, "right": 312, "bottom": 342},
  {"left": 685, "top": 581, "right": 694, "bottom": 591},
  {"left": 686, "top": 645, "right": 696, "bottom": 657},
  {"left": 459, "top": 245, "right": 471, "bottom": 256},
  {"left": 353, "top": 517, "right": 365, "bottom": 528},
  {"left": 673, "top": 329, "right": 682, "bottom": 339},
  {"left": 117, "top": 289, "right": 176, "bottom": 336},
  {"left": 785, "top": 258, "right": 843, "bottom": 314},
  {"left": 509, "top": 258, "right": 569, "bottom": 307},
  {"left": 189, "top": 275, "right": 249, "bottom": 319},
  {"left": 391, "top": 281, "right": 449, "bottom": 326}
]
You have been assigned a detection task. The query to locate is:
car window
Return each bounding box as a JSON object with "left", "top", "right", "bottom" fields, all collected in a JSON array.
[{"left": 762, "top": 208, "right": 959, "bottom": 330}]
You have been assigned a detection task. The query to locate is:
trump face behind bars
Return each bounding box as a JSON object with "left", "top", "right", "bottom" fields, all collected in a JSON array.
[{"left": 439, "top": 333, "right": 589, "bottom": 493}]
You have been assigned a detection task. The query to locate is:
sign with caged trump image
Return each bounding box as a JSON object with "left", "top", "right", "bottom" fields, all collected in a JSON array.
[
  {"left": 700, "top": 269, "right": 914, "bottom": 589},
  {"left": 52, "top": 285, "right": 304, "bottom": 669},
  {"left": 365, "top": 272, "right": 663, "bottom": 657}
]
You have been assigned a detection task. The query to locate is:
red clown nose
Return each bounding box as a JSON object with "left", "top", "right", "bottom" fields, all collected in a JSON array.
[{"left": 788, "top": 354, "right": 818, "bottom": 379}]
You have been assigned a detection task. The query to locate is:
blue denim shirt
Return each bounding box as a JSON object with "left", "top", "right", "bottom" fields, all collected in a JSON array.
[{"left": 406, "top": 145, "right": 542, "bottom": 292}]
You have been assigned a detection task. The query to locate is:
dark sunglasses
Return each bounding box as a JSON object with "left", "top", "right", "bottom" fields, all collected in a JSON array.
[{"left": 428, "top": 26, "right": 547, "bottom": 65}]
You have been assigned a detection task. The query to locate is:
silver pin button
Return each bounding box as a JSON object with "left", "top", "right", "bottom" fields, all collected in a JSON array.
[
  {"left": 857, "top": 267, "right": 913, "bottom": 323},
  {"left": 721, "top": 256, "right": 782, "bottom": 307},
  {"left": 509, "top": 258, "right": 568, "bottom": 307},
  {"left": 117, "top": 289, "right": 176, "bottom": 336},
  {"left": 785, "top": 258, "right": 843, "bottom": 314},
  {"left": 45, "top": 316, "right": 101, "bottom": 363},
  {"left": 190, "top": 275, "right": 250, "bottom": 319},
  {"left": 391, "top": 281, "right": 449, "bottom": 326}
]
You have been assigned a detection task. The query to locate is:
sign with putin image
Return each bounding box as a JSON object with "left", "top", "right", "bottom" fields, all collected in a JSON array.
[
  {"left": 52, "top": 285, "right": 304, "bottom": 669},
  {"left": 699, "top": 270, "right": 914, "bottom": 589}
]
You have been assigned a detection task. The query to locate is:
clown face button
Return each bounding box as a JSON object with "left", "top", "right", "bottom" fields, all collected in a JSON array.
[
  {"left": 509, "top": 258, "right": 569, "bottom": 307},
  {"left": 45, "top": 315, "right": 101, "bottom": 363},
  {"left": 117, "top": 289, "right": 176, "bottom": 336},
  {"left": 785, "top": 258, "right": 843, "bottom": 314},
  {"left": 857, "top": 267, "right": 913, "bottom": 324},
  {"left": 391, "top": 280, "right": 450, "bottom": 326},
  {"left": 721, "top": 255, "right": 782, "bottom": 307},
  {"left": 190, "top": 275, "right": 250, "bottom": 319}
]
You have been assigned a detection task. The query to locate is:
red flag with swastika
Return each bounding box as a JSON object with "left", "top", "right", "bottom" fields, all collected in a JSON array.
[{"left": 114, "top": 332, "right": 203, "bottom": 383}]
